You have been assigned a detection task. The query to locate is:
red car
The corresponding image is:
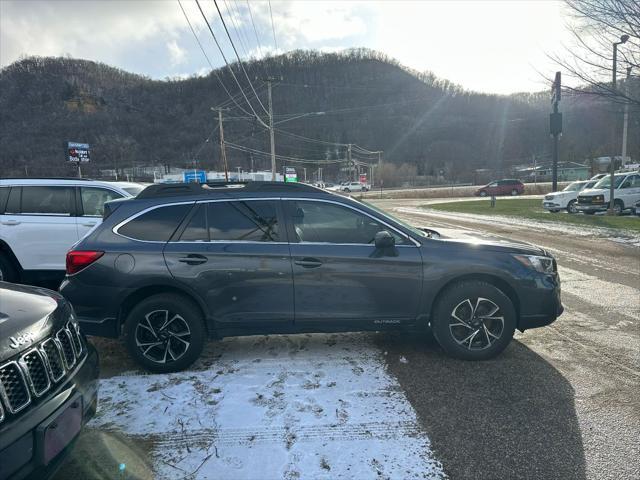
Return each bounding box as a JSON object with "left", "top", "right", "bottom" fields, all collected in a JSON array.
[{"left": 475, "top": 179, "right": 525, "bottom": 197}]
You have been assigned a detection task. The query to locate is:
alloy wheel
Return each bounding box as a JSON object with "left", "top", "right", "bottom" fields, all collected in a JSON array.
[
  {"left": 449, "top": 297, "right": 504, "bottom": 350},
  {"left": 135, "top": 310, "right": 192, "bottom": 364}
]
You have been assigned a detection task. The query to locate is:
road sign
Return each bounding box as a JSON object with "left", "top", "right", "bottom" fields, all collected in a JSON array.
[
  {"left": 67, "top": 142, "right": 90, "bottom": 162},
  {"left": 359, "top": 173, "right": 367, "bottom": 184},
  {"left": 284, "top": 167, "right": 298, "bottom": 183},
  {"left": 183, "top": 170, "right": 207, "bottom": 183}
]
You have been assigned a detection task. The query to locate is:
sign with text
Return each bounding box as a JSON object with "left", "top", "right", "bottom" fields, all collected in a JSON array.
[
  {"left": 67, "top": 142, "right": 90, "bottom": 163},
  {"left": 183, "top": 170, "right": 207, "bottom": 183}
]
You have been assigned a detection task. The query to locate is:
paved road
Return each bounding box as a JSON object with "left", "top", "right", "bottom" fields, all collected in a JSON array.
[
  {"left": 54, "top": 200, "right": 639, "bottom": 480},
  {"left": 372, "top": 199, "right": 639, "bottom": 480}
]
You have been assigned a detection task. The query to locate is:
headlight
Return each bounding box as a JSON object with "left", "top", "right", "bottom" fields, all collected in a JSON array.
[
  {"left": 545, "top": 195, "right": 554, "bottom": 200},
  {"left": 513, "top": 254, "right": 555, "bottom": 273},
  {"left": 594, "top": 195, "right": 604, "bottom": 203}
]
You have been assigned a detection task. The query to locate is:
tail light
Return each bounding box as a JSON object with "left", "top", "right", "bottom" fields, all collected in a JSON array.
[{"left": 66, "top": 250, "right": 104, "bottom": 275}]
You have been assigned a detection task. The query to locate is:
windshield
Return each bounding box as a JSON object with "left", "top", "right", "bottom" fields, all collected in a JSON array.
[
  {"left": 593, "top": 175, "right": 626, "bottom": 189},
  {"left": 563, "top": 182, "right": 585, "bottom": 192},
  {"left": 359, "top": 199, "right": 429, "bottom": 238}
]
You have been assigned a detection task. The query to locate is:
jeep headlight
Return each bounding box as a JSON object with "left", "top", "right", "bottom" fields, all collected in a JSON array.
[{"left": 513, "top": 255, "right": 555, "bottom": 273}]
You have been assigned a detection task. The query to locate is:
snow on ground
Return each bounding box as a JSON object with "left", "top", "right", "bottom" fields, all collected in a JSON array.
[
  {"left": 397, "top": 207, "right": 640, "bottom": 247},
  {"left": 91, "top": 333, "right": 444, "bottom": 480}
]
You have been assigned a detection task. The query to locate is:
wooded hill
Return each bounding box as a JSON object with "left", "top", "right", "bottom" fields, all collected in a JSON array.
[{"left": 0, "top": 49, "right": 637, "bottom": 183}]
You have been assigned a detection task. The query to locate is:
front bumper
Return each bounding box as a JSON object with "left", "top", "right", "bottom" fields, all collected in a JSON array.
[
  {"left": 517, "top": 272, "right": 563, "bottom": 331},
  {"left": 576, "top": 204, "right": 607, "bottom": 213},
  {"left": 542, "top": 201, "right": 562, "bottom": 210},
  {"left": 0, "top": 344, "right": 99, "bottom": 480}
]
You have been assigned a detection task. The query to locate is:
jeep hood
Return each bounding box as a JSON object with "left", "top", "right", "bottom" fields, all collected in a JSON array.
[{"left": 0, "top": 282, "right": 68, "bottom": 360}]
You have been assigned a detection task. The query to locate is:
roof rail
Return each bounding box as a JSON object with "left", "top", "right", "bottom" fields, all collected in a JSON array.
[
  {"left": 0, "top": 177, "right": 97, "bottom": 181},
  {"left": 136, "top": 181, "right": 322, "bottom": 199}
]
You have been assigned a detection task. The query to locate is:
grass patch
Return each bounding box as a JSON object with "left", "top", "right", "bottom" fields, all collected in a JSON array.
[{"left": 426, "top": 198, "right": 640, "bottom": 233}]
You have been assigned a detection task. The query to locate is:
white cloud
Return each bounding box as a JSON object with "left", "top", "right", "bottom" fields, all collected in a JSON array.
[
  {"left": 167, "top": 39, "right": 187, "bottom": 66},
  {"left": 0, "top": 0, "right": 573, "bottom": 94}
]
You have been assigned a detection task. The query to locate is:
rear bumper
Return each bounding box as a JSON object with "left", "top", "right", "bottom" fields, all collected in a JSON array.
[{"left": 0, "top": 344, "right": 99, "bottom": 480}]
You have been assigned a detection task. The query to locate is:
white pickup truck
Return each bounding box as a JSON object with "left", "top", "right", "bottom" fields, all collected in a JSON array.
[{"left": 0, "top": 178, "right": 143, "bottom": 283}]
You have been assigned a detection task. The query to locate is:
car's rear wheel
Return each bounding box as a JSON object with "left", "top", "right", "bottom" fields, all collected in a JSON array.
[
  {"left": 124, "top": 294, "right": 206, "bottom": 373},
  {"left": 0, "top": 253, "right": 18, "bottom": 283},
  {"left": 510, "top": 189, "right": 519, "bottom": 196},
  {"left": 567, "top": 200, "right": 577, "bottom": 214},
  {"left": 431, "top": 281, "right": 516, "bottom": 360}
]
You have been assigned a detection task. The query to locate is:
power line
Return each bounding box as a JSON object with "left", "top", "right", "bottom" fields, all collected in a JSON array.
[
  {"left": 226, "top": 142, "right": 350, "bottom": 164},
  {"left": 222, "top": 0, "right": 251, "bottom": 60},
  {"left": 268, "top": 0, "right": 278, "bottom": 52},
  {"left": 177, "top": 0, "right": 252, "bottom": 116},
  {"left": 194, "top": 0, "right": 269, "bottom": 128},
  {"left": 245, "top": 0, "right": 264, "bottom": 59},
  {"left": 212, "top": 0, "right": 270, "bottom": 116}
]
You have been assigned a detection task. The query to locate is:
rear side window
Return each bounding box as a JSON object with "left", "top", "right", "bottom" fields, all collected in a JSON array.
[
  {"left": 81, "top": 187, "right": 123, "bottom": 216},
  {"left": 5, "top": 187, "right": 20, "bottom": 214},
  {"left": 0, "top": 187, "right": 9, "bottom": 213},
  {"left": 207, "top": 200, "right": 279, "bottom": 242},
  {"left": 21, "top": 186, "right": 74, "bottom": 215},
  {"left": 118, "top": 204, "right": 191, "bottom": 242},
  {"left": 179, "top": 204, "right": 208, "bottom": 241}
]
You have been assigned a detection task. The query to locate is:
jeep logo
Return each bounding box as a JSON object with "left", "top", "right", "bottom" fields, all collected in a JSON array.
[{"left": 9, "top": 332, "right": 36, "bottom": 349}]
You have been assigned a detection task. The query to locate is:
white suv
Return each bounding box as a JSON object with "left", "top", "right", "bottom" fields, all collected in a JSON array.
[
  {"left": 341, "top": 181, "right": 370, "bottom": 192},
  {"left": 542, "top": 180, "right": 598, "bottom": 213},
  {"left": 0, "top": 178, "right": 140, "bottom": 283}
]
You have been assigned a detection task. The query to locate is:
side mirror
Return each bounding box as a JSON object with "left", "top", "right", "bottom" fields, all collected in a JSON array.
[{"left": 374, "top": 230, "right": 395, "bottom": 249}]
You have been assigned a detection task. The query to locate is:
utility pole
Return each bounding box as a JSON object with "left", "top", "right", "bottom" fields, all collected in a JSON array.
[
  {"left": 214, "top": 107, "right": 230, "bottom": 181},
  {"left": 266, "top": 78, "right": 277, "bottom": 181},
  {"left": 347, "top": 144, "right": 353, "bottom": 181},
  {"left": 550, "top": 72, "right": 562, "bottom": 192},
  {"left": 378, "top": 151, "right": 383, "bottom": 190},
  {"left": 621, "top": 66, "right": 632, "bottom": 166}
]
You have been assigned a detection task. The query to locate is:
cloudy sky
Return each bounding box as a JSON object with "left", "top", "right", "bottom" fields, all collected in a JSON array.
[{"left": 0, "top": 0, "right": 572, "bottom": 94}]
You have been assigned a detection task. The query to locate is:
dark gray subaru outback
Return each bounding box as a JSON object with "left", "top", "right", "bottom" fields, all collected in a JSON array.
[{"left": 60, "top": 182, "right": 562, "bottom": 373}]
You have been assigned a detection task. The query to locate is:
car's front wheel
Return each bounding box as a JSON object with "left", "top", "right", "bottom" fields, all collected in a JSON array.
[
  {"left": 124, "top": 294, "right": 206, "bottom": 373},
  {"left": 511, "top": 189, "right": 519, "bottom": 196},
  {"left": 567, "top": 200, "right": 577, "bottom": 214},
  {"left": 479, "top": 191, "right": 487, "bottom": 197},
  {"left": 431, "top": 281, "right": 516, "bottom": 360}
]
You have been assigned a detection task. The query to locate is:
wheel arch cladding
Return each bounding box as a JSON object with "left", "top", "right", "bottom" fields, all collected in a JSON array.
[
  {"left": 430, "top": 273, "right": 520, "bottom": 323},
  {"left": 0, "top": 239, "right": 23, "bottom": 271},
  {"left": 119, "top": 285, "right": 210, "bottom": 336}
]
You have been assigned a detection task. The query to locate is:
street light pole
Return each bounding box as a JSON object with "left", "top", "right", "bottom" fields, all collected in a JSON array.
[
  {"left": 608, "top": 34, "right": 629, "bottom": 215},
  {"left": 621, "top": 66, "right": 632, "bottom": 166}
]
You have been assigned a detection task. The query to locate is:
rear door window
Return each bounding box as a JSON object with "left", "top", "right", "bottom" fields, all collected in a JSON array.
[
  {"left": 81, "top": 187, "right": 124, "bottom": 217},
  {"left": 5, "top": 187, "right": 21, "bottom": 214},
  {"left": 118, "top": 204, "right": 192, "bottom": 242},
  {"left": 0, "top": 187, "right": 9, "bottom": 213},
  {"left": 179, "top": 204, "right": 208, "bottom": 241},
  {"left": 21, "top": 186, "right": 75, "bottom": 215},
  {"left": 207, "top": 200, "right": 279, "bottom": 242}
]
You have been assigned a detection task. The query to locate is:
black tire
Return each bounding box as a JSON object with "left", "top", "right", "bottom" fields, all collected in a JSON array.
[
  {"left": 0, "top": 253, "right": 18, "bottom": 283},
  {"left": 613, "top": 199, "right": 624, "bottom": 215},
  {"left": 123, "top": 293, "right": 206, "bottom": 373},
  {"left": 511, "top": 189, "right": 518, "bottom": 196},
  {"left": 431, "top": 281, "right": 516, "bottom": 360},
  {"left": 585, "top": 211, "right": 595, "bottom": 215},
  {"left": 566, "top": 200, "right": 577, "bottom": 214},
  {"left": 479, "top": 190, "right": 487, "bottom": 197},
  {"left": 344, "top": 188, "right": 351, "bottom": 193}
]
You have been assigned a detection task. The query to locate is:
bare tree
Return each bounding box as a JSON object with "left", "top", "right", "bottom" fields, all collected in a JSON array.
[{"left": 552, "top": 0, "right": 639, "bottom": 105}]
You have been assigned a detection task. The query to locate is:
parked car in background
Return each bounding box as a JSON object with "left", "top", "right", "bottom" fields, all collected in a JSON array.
[
  {"left": 632, "top": 199, "right": 640, "bottom": 217},
  {"left": 60, "top": 181, "right": 562, "bottom": 373},
  {"left": 341, "top": 181, "right": 369, "bottom": 192},
  {"left": 107, "top": 181, "right": 146, "bottom": 196},
  {"left": 0, "top": 178, "right": 135, "bottom": 284},
  {"left": 474, "top": 179, "right": 524, "bottom": 197},
  {"left": 590, "top": 173, "right": 608, "bottom": 181},
  {"left": 542, "top": 180, "right": 598, "bottom": 213},
  {"left": 576, "top": 172, "right": 640, "bottom": 215},
  {"left": 0, "top": 281, "right": 98, "bottom": 480}
]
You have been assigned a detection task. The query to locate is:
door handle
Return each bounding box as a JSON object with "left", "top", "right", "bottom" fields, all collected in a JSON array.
[
  {"left": 294, "top": 257, "right": 323, "bottom": 268},
  {"left": 178, "top": 254, "right": 208, "bottom": 265},
  {"left": 82, "top": 222, "right": 97, "bottom": 227},
  {"left": 1, "top": 220, "right": 21, "bottom": 226}
]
